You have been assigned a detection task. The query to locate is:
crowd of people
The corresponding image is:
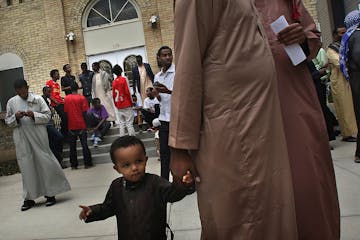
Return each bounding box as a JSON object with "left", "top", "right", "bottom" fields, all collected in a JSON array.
[
  {"left": 4, "top": 1, "right": 360, "bottom": 239},
  {"left": 4, "top": 49, "right": 171, "bottom": 210},
  {"left": 41, "top": 57, "right": 163, "bottom": 169}
]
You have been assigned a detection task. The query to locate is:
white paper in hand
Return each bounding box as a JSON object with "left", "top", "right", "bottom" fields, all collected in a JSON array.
[{"left": 270, "top": 15, "right": 306, "bottom": 66}]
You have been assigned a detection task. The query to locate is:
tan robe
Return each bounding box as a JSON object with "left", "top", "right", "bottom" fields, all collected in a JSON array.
[
  {"left": 327, "top": 47, "right": 357, "bottom": 137},
  {"left": 93, "top": 71, "right": 116, "bottom": 122},
  {"left": 170, "top": 1, "right": 297, "bottom": 239},
  {"left": 138, "top": 65, "right": 153, "bottom": 104},
  {"left": 255, "top": 1, "right": 340, "bottom": 239}
]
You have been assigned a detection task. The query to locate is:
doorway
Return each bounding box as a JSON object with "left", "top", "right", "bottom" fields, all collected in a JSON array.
[
  {"left": 87, "top": 46, "right": 147, "bottom": 89},
  {"left": 0, "top": 53, "right": 24, "bottom": 112}
]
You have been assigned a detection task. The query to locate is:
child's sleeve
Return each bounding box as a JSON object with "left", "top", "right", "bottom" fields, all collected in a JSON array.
[
  {"left": 85, "top": 184, "right": 116, "bottom": 223},
  {"left": 157, "top": 176, "right": 194, "bottom": 203}
]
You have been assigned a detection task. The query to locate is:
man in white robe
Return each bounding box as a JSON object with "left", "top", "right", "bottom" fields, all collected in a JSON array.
[{"left": 5, "top": 79, "right": 71, "bottom": 211}]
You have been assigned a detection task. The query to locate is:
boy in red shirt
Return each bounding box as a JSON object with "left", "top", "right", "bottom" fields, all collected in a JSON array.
[
  {"left": 64, "top": 84, "right": 93, "bottom": 169},
  {"left": 46, "top": 69, "right": 68, "bottom": 136},
  {"left": 112, "top": 65, "right": 135, "bottom": 136}
]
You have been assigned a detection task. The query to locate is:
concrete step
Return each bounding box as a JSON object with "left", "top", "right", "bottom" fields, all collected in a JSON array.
[
  {"left": 62, "top": 124, "right": 158, "bottom": 166},
  {"left": 63, "top": 146, "right": 158, "bottom": 166},
  {"left": 64, "top": 130, "right": 155, "bottom": 148},
  {"left": 63, "top": 136, "right": 156, "bottom": 158},
  {"left": 106, "top": 124, "right": 152, "bottom": 135}
]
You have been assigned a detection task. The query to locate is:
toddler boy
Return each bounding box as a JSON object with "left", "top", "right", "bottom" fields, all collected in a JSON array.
[
  {"left": 79, "top": 136, "right": 193, "bottom": 240},
  {"left": 142, "top": 86, "right": 160, "bottom": 129}
]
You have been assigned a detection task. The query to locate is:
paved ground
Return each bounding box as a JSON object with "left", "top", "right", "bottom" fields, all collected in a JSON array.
[{"left": 0, "top": 137, "right": 360, "bottom": 240}]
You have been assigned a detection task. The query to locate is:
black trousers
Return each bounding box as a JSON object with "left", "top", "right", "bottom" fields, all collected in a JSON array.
[
  {"left": 349, "top": 71, "right": 360, "bottom": 157},
  {"left": 69, "top": 129, "right": 92, "bottom": 167},
  {"left": 84, "top": 95, "right": 92, "bottom": 106},
  {"left": 86, "top": 112, "right": 111, "bottom": 138},
  {"left": 314, "top": 81, "right": 337, "bottom": 141},
  {"left": 54, "top": 104, "right": 68, "bottom": 137},
  {"left": 159, "top": 121, "right": 170, "bottom": 180},
  {"left": 47, "top": 124, "right": 64, "bottom": 165},
  {"left": 141, "top": 104, "right": 160, "bottom": 127}
]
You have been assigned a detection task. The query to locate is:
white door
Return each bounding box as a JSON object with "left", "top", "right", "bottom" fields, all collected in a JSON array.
[
  {"left": 87, "top": 46, "right": 147, "bottom": 103},
  {"left": 0, "top": 53, "right": 24, "bottom": 111},
  {"left": 87, "top": 46, "right": 147, "bottom": 78}
]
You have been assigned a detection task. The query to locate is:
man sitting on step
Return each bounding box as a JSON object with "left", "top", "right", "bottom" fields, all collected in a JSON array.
[{"left": 87, "top": 98, "right": 111, "bottom": 147}]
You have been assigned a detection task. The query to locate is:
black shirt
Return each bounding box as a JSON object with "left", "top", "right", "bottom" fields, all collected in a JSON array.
[
  {"left": 348, "top": 29, "right": 360, "bottom": 72},
  {"left": 86, "top": 173, "right": 191, "bottom": 240},
  {"left": 79, "top": 70, "right": 94, "bottom": 96},
  {"left": 61, "top": 75, "right": 77, "bottom": 95}
]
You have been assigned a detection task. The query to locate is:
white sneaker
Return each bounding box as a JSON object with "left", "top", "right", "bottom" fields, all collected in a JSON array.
[
  {"left": 90, "top": 133, "right": 95, "bottom": 141},
  {"left": 93, "top": 138, "right": 98, "bottom": 147},
  {"left": 95, "top": 137, "right": 102, "bottom": 142}
]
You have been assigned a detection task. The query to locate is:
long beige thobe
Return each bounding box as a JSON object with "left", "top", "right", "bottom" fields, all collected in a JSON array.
[
  {"left": 170, "top": 1, "right": 297, "bottom": 239},
  {"left": 93, "top": 71, "right": 116, "bottom": 122},
  {"left": 138, "top": 65, "right": 153, "bottom": 104},
  {"left": 255, "top": 0, "right": 340, "bottom": 239},
  {"left": 327, "top": 47, "right": 357, "bottom": 137},
  {"left": 5, "top": 93, "right": 71, "bottom": 200}
]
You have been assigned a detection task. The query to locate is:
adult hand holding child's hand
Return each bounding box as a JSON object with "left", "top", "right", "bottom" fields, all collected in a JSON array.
[
  {"left": 170, "top": 148, "right": 200, "bottom": 185},
  {"left": 182, "top": 170, "right": 193, "bottom": 184},
  {"left": 79, "top": 205, "right": 92, "bottom": 221}
]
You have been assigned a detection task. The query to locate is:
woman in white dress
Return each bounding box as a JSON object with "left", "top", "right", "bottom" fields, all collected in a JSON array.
[{"left": 91, "top": 62, "right": 116, "bottom": 122}]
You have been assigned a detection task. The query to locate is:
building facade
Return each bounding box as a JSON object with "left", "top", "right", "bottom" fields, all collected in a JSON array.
[
  {"left": 0, "top": 0, "right": 175, "bottom": 112},
  {"left": 0, "top": 0, "right": 358, "bottom": 162},
  {"left": 315, "top": 0, "right": 359, "bottom": 48},
  {"left": 1, "top": 0, "right": 360, "bottom": 110}
]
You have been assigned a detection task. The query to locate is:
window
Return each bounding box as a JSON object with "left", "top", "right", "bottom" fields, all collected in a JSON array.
[
  {"left": 0, "top": 53, "right": 24, "bottom": 112},
  {"left": 6, "top": 0, "right": 13, "bottom": 6},
  {"left": 87, "top": 0, "right": 138, "bottom": 27},
  {"left": 0, "top": 68, "right": 23, "bottom": 112},
  {"left": 123, "top": 55, "right": 137, "bottom": 87},
  {"left": 99, "top": 60, "right": 114, "bottom": 81}
]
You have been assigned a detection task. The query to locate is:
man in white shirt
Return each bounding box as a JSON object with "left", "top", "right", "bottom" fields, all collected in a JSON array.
[
  {"left": 142, "top": 86, "right": 160, "bottom": 128},
  {"left": 153, "top": 46, "right": 175, "bottom": 180}
]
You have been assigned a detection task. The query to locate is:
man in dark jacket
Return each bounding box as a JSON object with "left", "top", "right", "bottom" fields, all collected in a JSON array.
[
  {"left": 132, "top": 55, "right": 154, "bottom": 102},
  {"left": 307, "top": 60, "right": 337, "bottom": 143},
  {"left": 79, "top": 62, "right": 94, "bottom": 106}
]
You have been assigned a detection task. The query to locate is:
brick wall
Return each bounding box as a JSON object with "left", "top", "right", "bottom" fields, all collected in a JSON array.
[
  {"left": 60, "top": 0, "right": 174, "bottom": 75},
  {"left": 1, "top": 0, "right": 320, "bottom": 94},
  {"left": 0, "top": 0, "right": 69, "bottom": 96},
  {"left": 0, "top": 0, "right": 175, "bottom": 97},
  {"left": 316, "top": 0, "right": 333, "bottom": 47},
  {"left": 0, "top": 119, "right": 16, "bottom": 163},
  {"left": 0, "top": 0, "right": 175, "bottom": 162},
  {"left": 303, "top": 0, "right": 319, "bottom": 25},
  {"left": 0, "top": 0, "right": 325, "bottom": 164},
  {"left": 303, "top": 0, "right": 334, "bottom": 48}
]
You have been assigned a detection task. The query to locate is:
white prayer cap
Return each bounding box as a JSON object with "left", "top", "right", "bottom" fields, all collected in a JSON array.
[{"left": 152, "top": 118, "right": 161, "bottom": 127}]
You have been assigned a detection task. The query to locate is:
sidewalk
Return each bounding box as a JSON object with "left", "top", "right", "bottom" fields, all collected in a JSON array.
[{"left": 0, "top": 137, "right": 359, "bottom": 240}]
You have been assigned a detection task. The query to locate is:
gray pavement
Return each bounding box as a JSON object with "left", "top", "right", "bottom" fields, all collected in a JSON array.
[{"left": 0, "top": 137, "right": 360, "bottom": 240}]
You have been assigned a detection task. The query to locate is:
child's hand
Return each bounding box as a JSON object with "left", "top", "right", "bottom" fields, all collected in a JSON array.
[
  {"left": 79, "top": 205, "right": 92, "bottom": 221},
  {"left": 182, "top": 170, "right": 194, "bottom": 184}
]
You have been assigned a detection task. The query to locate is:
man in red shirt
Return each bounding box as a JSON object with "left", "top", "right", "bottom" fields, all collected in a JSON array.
[
  {"left": 112, "top": 64, "right": 135, "bottom": 136},
  {"left": 64, "top": 84, "right": 93, "bottom": 169},
  {"left": 46, "top": 69, "right": 68, "bottom": 136}
]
